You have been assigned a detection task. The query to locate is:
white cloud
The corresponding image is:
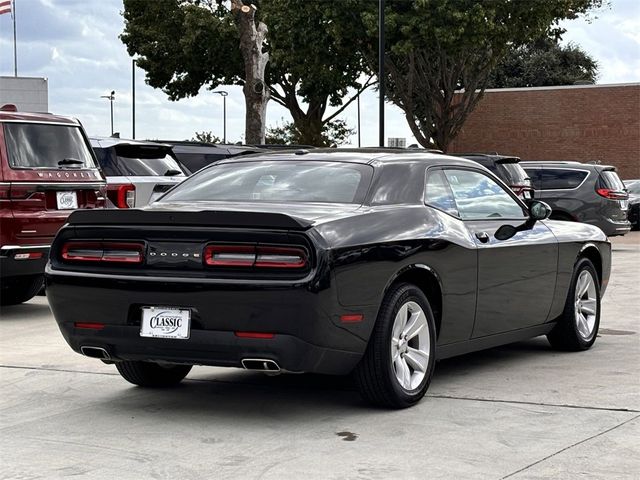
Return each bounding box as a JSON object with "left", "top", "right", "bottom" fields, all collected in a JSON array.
[{"left": 0, "top": 0, "right": 637, "bottom": 147}]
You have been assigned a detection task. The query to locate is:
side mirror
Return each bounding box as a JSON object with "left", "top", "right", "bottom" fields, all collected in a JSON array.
[{"left": 529, "top": 200, "right": 552, "bottom": 221}]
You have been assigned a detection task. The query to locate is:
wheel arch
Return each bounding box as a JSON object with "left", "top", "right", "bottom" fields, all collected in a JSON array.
[
  {"left": 578, "top": 243, "right": 603, "bottom": 286},
  {"left": 384, "top": 264, "right": 443, "bottom": 339}
]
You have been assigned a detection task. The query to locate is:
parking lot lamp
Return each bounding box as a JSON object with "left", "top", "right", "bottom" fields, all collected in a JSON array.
[
  {"left": 213, "top": 90, "right": 228, "bottom": 144},
  {"left": 100, "top": 90, "right": 115, "bottom": 136}
]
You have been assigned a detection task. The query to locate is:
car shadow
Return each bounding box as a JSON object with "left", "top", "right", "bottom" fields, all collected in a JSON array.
[
  {"left": 91, "top": 337, "right": 558, "bottom": 419},
  {"left": 0, "top": 301, "right": 51, "bottom": 320}
]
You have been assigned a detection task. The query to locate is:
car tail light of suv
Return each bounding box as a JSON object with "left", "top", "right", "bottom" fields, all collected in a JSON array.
[
  {"left": 204, "top": 244, "right": 308, "bottom": 269},
  {"left": 61, "top": 241, "right": 144, "bottom": 264},
  {"left": 596, "top": 188, "right": 628, "bottom": 200},
  {"left": 107, "top": 184, "right": 136, "bottom": 208}
]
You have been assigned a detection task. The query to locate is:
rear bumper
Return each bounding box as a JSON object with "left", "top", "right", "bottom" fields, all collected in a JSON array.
[
  {"left": 45, "top": 268, "right": 373, "bottom": 375},
  {"left": 0, "top": 245, "right": 49, "bottom": 280},
  {"left": 596, "top": 218, "right": 631, "bottom": 237}
]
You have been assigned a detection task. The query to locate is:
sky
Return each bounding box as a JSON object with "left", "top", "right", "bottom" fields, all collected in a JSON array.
[{"left": 0, "top": 0, "right": 639, "bottom": 146}]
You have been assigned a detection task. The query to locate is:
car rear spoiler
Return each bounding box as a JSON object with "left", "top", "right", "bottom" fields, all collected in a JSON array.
[{"left": 67, "top": 209, "right": 313, "bottom": 230}]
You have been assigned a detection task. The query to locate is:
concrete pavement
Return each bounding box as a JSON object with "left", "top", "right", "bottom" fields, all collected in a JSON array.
[{"left": 1, "top": 232, "right": 638, "bottom": 479}]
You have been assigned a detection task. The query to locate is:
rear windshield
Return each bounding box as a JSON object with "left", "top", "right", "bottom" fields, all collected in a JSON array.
[
  {"left": 524, "top": 168, "right": 588, "bottom": 190},
  {"left": 599, "top": 170, "right": 625, "bottom": 191},
  {"left": 160, "top": 161, "right": 373, "bottom": 204},
  {"left": 95, "top": 145, "right": 186, "bottom": 177},
  {"left": 4, "top": 122, "right": 96, "bottom": 169},
  {"left": 496, "top": 162, "right": 530, "bottom": 187}
]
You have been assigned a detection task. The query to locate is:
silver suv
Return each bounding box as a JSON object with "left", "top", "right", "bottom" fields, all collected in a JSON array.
[
  {"left": 522, "top": 161, "right": 630, "bottom": 236},
  {"left": 91, "top": 138, "right": 187, "bottom": 208}
]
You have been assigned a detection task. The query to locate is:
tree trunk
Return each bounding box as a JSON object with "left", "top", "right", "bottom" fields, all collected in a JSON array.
[{"left": 231, "top": 1, "right": 269, "bottom": 144}]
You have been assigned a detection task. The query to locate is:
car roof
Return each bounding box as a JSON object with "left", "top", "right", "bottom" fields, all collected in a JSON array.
[
  {"left": 521, "top": 161, "right": 616, "bottom": 170},
  {"left": 90, "top": 137, "right": 172, "bottom": 149},
  {"left": 0, "top": 110, "right": 80, "bottom": 125},
  {"left": 214, "top": 148, "right": 480, "bottom": 168},
  {"left": 453, "top": 153, "right": 521, "bottom": 163}
]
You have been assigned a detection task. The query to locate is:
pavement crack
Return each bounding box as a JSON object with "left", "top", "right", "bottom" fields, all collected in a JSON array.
[
  {"left": 500, "top": 414, "right": 640, "bottom": 479},
  {"left": 425, "top": 393, "right": 640, "bottom": 413},
  {"left": 0, "top": 364, "right": 119, "bottom": 376}
]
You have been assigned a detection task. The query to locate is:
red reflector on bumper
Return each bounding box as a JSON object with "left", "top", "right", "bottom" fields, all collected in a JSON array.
[
  {"left": 74, "top": 322, "right": 105, "bottom": 330},
  {"left": 340, "top": 314, "right": 364, "bottom": 323},
  {"left": 234, "top": 331, "right": 275, "bottom": 339},
  {"left": 14, "top": 252, "right": 44, "bottom": 260}
]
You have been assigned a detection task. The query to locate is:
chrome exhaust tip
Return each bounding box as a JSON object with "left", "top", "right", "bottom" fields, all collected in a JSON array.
[
  {"left": 241, "top": 358, "right": 281, "bottom": 373},
  {"left": 80, "top": 346, "right": 111, "bottom": 360}
]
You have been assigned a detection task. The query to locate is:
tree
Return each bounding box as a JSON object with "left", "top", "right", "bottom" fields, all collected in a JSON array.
[
  {"left": 488, "top": 37, "right": 598, "bottom": 88},
  {"left": 351, "top": 0, "right": 602, "bottom": 151},
  {"left": 266, "top": 119, "right": 354, "bottom": 146},
  {"left": 120, "top": 0, "right": 369, "bottom": 146},
  {"left": 191, "top": 131, "right": 221, "bottom": 143}
]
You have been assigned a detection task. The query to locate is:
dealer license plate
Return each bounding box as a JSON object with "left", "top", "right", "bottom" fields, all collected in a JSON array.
[
  {"left": 522, "top": 190, "right": 532, "bottom": 199},
  {"left": 140, "top": 306, "right": 191, "bottom": 339},
  {"left": 56, "top": 191, "right": 78, "bottom": 210}
]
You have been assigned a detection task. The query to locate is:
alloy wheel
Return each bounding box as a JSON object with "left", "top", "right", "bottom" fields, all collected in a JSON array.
[{"left": 390, "top": 301, "right": 431, "bottom": 391}]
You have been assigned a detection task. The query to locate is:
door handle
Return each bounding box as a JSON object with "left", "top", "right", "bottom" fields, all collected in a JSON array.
[{"left": 475, "top": 231, "right": 490, "bottom": 243}]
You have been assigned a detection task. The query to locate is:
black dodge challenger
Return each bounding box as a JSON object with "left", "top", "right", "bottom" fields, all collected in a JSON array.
[{"left": 46, "top": 150, "right": 611, "bottom": 408}]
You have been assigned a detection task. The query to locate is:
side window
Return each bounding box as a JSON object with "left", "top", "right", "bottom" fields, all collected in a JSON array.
[
  {"left": 538, "top": 168, "right": 588, "bottom": 190},
  {"left": 425, "top": 169, "right": 459, "bottom": 216},
  {"left": 444, "top": 169, "right": 526, "bottom": 220},
  {"left": 523, "top": 168, "right": 542, "bottom": 190}
]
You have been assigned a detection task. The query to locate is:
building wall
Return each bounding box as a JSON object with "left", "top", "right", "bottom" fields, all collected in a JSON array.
[
  {"left": 449, "top": 83, "right": 640, "bottom": 180},
  {"left": 0, "top": 76, "right": 48, "bottom": 113}
]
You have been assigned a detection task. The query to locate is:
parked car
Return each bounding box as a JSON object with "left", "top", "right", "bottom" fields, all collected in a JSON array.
[
  {"left": 160, "top": 141, "right": 262, "bottom": 174},
  {"left": 522, "top": 161, "right": 630, "bottom": 236},
  {"left": 624, "top": 179, "right": 640, "bottom": 230},
  {"left": 90, "top": 138, "right": 187, "bottom": 208},
  {"left": 46, "top": 150, "right": 610, "bottom": 408},
  {"left": 0, "top": 105, "right": 106, "bottom": 305},
  {"left": 452, "top": 153, "right": 534, "bottom": 199}
]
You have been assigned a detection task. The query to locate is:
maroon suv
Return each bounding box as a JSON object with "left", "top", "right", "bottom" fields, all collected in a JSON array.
[{"left": 0, "top": 106, "right": 106, "bottom": 305}]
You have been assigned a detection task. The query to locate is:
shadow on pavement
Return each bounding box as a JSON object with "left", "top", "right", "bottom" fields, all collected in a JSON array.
[{"left": 0, "top": 301, "right": 51, "bottom": 320}]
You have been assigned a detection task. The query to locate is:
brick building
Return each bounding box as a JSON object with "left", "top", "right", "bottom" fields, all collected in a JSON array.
[{"left": 449, "top": 83, "right": 640, "bottom": 179}]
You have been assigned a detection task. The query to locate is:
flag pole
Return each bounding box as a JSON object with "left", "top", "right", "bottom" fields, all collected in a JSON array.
[{"left": 12, "top": 0, "right": 17, "bottom": 76}]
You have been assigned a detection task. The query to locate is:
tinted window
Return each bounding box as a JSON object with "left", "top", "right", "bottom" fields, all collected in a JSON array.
[
  {"left": 444, "top": 169, "right": 526, "bottom": 220},
  {"left": 599, "top": 170, "right": 625, "bottom": 190},
  {"left": 425, "top": 169, "right": 459, "bottom": 216},
  {"left": 4, "top": 123, "right": 96, "bottom": 169},
  {"left": 160, "top": 161, "right": 373, "bottom": 204},
  {"left": 523, "top": 168, "right": 542, "bottom": 189},
  {"left": 534, "top": 168, "right": 588, "bottom": 190},
  {"left": 370, "top": 163, "right": 427, "bottom": 205},
  {"left": 496, "top": 162, "right": 530, "bottom": 187},
  {"left": 95, "top": 145, "right": 186, "bottom": 177}
]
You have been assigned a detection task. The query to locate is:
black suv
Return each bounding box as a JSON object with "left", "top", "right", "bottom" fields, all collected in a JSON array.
[
  {"left": 522, "top": 161, "right": 630, "bottom": 236},
  {"left": 453, "top": 153, "right": 534, "bottom": 200}
]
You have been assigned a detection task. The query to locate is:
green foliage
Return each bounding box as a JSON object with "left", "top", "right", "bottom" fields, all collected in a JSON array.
[
  {"left": 349, "top": 0, "right": 603, "bottom": 150},
  {"left": 191, "top": 131, "right": 221, "bottom": 143},
  {"left": 121, "top": 0, "right": 368, "bottom": 145},
  {"left": 266, "top": 119, "right": 354, "bottom": 147},
  {"left": 488, "top": 37, "right": 598, "bottom": 88}
]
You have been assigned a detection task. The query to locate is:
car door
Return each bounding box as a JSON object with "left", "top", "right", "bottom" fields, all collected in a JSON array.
[{"left": 442, "top": 167, "right": 558, "bottom": 337}]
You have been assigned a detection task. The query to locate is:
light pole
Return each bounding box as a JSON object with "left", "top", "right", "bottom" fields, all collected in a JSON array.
[
  {"left": 378, "top": 0, "right": 385, "bottom": 147},
  {"left": 213, "top": 90, "right": 228, "bottom": 144},
  {"left": 100, "top": 90, "right": 115, "bottom": 136}
]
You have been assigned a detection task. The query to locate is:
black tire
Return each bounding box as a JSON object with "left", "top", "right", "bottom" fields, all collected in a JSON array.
[
  {"left": 354, "top": 283, "right": 436, "bottom": 409},
  {"left": 115, "top": 361, "right": 192, "bottom": 387},
  {"left": 0, "top": 275, "right": 44, "bottom": 306},
  {"left": 547, "top": 258, "right": 601, "bottom": 351}
]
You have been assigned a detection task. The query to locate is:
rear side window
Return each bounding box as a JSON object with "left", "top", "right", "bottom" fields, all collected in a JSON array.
[
  {"left": 425, "top": 169, "right": 459, "bottom": 216},
  {"left": 4, "top": 123, "right": 96, "bottom": 169},
  {"left": 529, "top": 168, "right": 589, "bottom": 190},
  {"left": 96, "top": 145, "right": 186, "bottom": 177},
  {"left": 599, "top": 170, "right": 625, "bottom": 191}
]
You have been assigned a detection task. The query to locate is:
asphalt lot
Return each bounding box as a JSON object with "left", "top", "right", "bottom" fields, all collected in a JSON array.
[{"left": 1, "top": 232, "right": 638, "bottom": 480}]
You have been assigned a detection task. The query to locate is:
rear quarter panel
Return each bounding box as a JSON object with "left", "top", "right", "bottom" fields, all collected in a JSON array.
[{"left": 314, "top": 206, "right": 478, "bottom": 346}]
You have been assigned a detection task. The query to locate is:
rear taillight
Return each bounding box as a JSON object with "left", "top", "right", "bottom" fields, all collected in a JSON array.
[
  {"left": 107, "top": 184, "right": 136, "bottom": 208},
  {"left": 596, "top": 188, "right": 628, "bottom": 200},
  {"left": 61, "top": 241, "right": 144, "bottom": 264},
  {"left": 204, "top": 245, "right": 308, "bottom": 269}
]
